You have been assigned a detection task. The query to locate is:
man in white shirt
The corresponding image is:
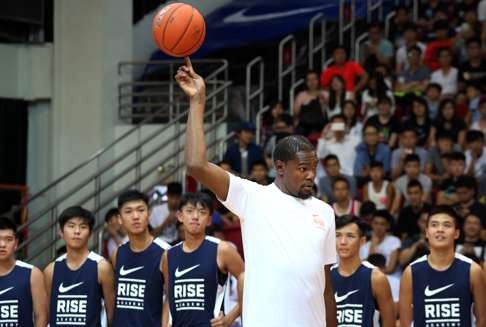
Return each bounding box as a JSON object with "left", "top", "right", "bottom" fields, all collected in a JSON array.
[
  {"left": 176, "top": 58, "right": 337, "bottom": 327},
  {"left": 465, "top": 130, "right": 486, "bottom": 178},
  {"left": 317, "top": 115, "right": 358, "bottom": 176},
  {"left": 149, "top": 182, "right": 182, "bottom": 243}
]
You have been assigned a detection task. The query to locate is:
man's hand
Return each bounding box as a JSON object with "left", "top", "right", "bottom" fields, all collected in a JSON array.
[
  {"left": 175, "top": 57, "right": 206, "bottom": 100},
  {"left": 210, "top": 312, "right": 230, "bottom": 327}
]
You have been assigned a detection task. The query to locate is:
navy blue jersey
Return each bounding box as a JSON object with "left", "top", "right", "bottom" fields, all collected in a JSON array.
[
  {"left": 0, "top": 260, "right": 34, "bottom": 327},
  {"left": 168, "top": 236, "right": 228, "bottom": 327},
  {"left": 411, "top": 254, "right": 473, "bottom": 327},
  {"left": 50, "top": 251, "right": 103, "bottom": 327},
  {"left": 113, "top": 238, "right": 170, "bottom": 327},
  {"left": 331, "top": 261, "right": 376, "bottom": 327}
]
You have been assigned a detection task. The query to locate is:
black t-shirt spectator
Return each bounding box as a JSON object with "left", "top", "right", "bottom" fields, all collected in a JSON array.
[
  {"left": 367, "top": 115, "right": 400, "bottom": 145},
  {"left": 400, "top": 235, "right": 430, "bottom": 267},
  {"left": 454, "top": 201, "right": 486, "bottom": 225},
  {"left": 433, "top": 118, "right": 467, "bottom": 144},
  {"left": 397, "top": 203, "right": 431, "bottom": 239},
  {"left": 403, "top": 119, "right": 431, "bottom": 147},
  {"left": 458, "top": 60, "right": 486, "bottom": 88},
  {"left": 456, "top": 239, "right": 485, "bottom": 263},
  {"left": 439, "top": 177, "right": 459, "bottom": 197},
  {"left": 419, "top": 2, "right": 449, "bottom": 21}
]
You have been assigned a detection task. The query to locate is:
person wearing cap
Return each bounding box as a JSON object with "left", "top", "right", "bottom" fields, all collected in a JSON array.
[
  {"left": 424, "top": 20, "right": 455, "bottom": 71},
  {"left": 223, "top": 122, "right": 264, "bottom": 176},
  {"left": 317, "top": 115, "right": 359, "bottom": 176}
]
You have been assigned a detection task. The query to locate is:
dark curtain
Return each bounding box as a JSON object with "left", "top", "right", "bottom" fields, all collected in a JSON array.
[{"left": 0, "top": 98, "right": 28, "bottom": 216}]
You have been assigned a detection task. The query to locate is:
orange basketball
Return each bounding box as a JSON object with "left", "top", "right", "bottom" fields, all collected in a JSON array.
[{"left": 152, "top": 3, "right": 206, "bottom": 58}]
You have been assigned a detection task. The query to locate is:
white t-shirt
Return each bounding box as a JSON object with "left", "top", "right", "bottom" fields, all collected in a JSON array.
[
  {"left": 430, "top": 67, "right": 458, "bottom": 95},
  {"left": 396, "top": 42, "right": 426, "bottom": 70},
  {"left": 107, "top": 235, "right": 129, "bottom": 258},
  {"left": 316, "top": 136, "right": 359, "bottom": 175},
  {"left": 359, "top": 235, "right": 401, "bottom": 264},
  {"left": 221, "top": 173, "right": 336, "bottom": 327},
  {"left": 149, "top": 203, "right": 178, "bottom": 243},
  {"left": 479, "top": 0, "right": 486, "bottom": 21},
  {"left": 465, "top": 147, "right": 486, "bottom": 178}
]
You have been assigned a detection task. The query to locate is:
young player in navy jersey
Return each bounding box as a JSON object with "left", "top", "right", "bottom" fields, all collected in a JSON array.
[
  {"left": 400, "top": 206, "right": 486, "bottom": 327},
  {"left": 44, "top": 206, "right": 115, "bottom": 327},
  {"left": 0, "top": 217, "right": 47, "bottom": 327},
  {"left": 163, "top": 192, "right": 244, "bottom": 327},
  {"left": 111, "top": 190, "right": 171, "bottom": 327},
  {"left": 331, "top": 215, "right": 395, "bottom": 327}
]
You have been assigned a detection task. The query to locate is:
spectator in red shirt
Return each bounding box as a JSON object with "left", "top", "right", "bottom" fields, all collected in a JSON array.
[
  {"left": 424, "top": 20, "right": 455, "bottom": 71},
  {"left": 320, "top": 45, "right": 369, "bottom": 93}
]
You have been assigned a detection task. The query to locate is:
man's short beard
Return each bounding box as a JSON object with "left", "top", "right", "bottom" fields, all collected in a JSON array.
[{"left": 297, "top": 191, "right": 313, "bottom": 199}]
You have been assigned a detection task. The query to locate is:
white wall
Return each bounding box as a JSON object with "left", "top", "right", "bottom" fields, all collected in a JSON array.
[
  {"left": 0, "top": 44, "right": 52, "bottom": 100},
  {"left": 52, "top": 0, "right": 132, "bottom": 182}
]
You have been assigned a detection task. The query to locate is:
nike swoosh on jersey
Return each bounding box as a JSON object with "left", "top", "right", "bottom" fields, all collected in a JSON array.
[
  {"left": 0, "top": 287, "right": 13, "bottom": 296},
  {"left": 223, "top": 5, "right": 333, "bottom": 24},
  {"left": 175, "top": 264, "right": 200, "bottom": 278},
  {"left": 119, "top": 265, "right": 144, "bottom": 276},
  {"left": 335, "top": 289, "right": 359, "bottom": 303},
  {"left": 59, "top": 282, "right": 84, "bottom": 293},
  {"left": 424, "top": 283, "right": 455, "bottom": 297}
]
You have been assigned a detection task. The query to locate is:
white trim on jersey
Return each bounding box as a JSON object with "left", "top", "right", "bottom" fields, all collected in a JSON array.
[
  {"left": 154, "top": 237, "right": 171, "bottom": 250},
  {"left": 205, "top": 236, "right": 221, "bottom": 244},
  {"left": 88, "top": 251, "right": 103, "bottom": 263},
  {"left": 15, "top": 260, "right": 33, "bottom": 269},
  {"left": 213, "top": 279, "right": 227, "bottom": 318},
  {"left": 410, "top": 254, "right": 428, "bottom": 266},
  {"left": 362, "top": 260, "right": 377, "bottom": 269},
  {"left": 454, "top": 253, "right": 473, "bottom": 264},
  {"left": 330, "top": 263, "right": 339, "bottom": 271},
  {"left": 55, "top": 253, "right": 67, "bottom": 262}
]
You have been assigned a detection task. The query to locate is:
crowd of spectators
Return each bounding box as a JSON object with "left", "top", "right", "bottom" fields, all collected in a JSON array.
[
  {"left": 102, "top": 1, "right": 486, "bottom": 292},
  {"left": 214, "top": 1, "right": 486, "bottom": 281}
]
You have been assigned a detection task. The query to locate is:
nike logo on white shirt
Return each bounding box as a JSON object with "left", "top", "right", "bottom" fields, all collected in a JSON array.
[
  {"left": 0, "top": 287, "right": 13, "bottom": 296},
  {"left": 59, "top": 282, "right": 84, "bottom": 293},
  {"left": 119, "top": 265, "right": 144, "bottom": 276},
  {"left": 335, "top": 289, "right": 359, "bottom": 303},
  {"left": 175, "top": 264, "right": 200, "bottom": 278},
  {"left": 424, "top": 284, "right": 454, "bottom": 297}
]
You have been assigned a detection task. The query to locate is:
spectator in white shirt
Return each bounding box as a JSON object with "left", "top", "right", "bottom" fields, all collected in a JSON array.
[
  {"left": 395, "top": 25, "right": 426, "bottom": 74},
  {"left": 149, "top": 182, "right": 182, "bottom": 243},
  {"left": 430, "top": 48, "right": 459, "bottom": 96},
  {"left": 465, "top": 130, "right": 486, "bottom": 178},
  {"left": 104, "top": 208, "right": 128, "bottom": 258},
  {"left": 360, "top": 210, "right": 401, "bottom": 274},
  {"left": 317, "top": 114, "right": 359, "bottom": 176}
]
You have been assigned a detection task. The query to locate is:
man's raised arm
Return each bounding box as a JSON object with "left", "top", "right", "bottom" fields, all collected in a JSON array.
[{"left": 176, "top": 57, "right": 230, "bottom": 200}]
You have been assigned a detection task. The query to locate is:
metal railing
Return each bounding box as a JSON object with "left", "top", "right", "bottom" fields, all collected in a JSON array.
[
  {"left": 308, "top": 13, "right": 327, "bottom": 71},
  {"left": 255, "top": 105, "right": 270, "bottom": 145},
  {"left": 13, "top": 60, "right": 231, "bottom": 266},
  {"left": 118, "top": 59, "right": 228, "bottom": 122},
  {"left": 354, "top": 32, "right": 369, "bottom": 62},
  {"left": 289, "top": 79, "right": 305, "bottom": 116},
  {"left": 245, "top": 57, "right": 264, "bottom": 121},
  {"left": 278, "top": 35, "right": 296, "bottom": 101},
  {"left": 385, "top": 10, "right": 396, "bottom": 38},
  {"left": 367, "top": 0, "right": 383, "bottom": 23},
  {"left": 339, "top": 0, "right": 356, "bottom": 54}
]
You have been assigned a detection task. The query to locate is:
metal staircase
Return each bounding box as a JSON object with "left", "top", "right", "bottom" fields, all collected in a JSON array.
[{"left": 13, "top": 59, "right": 231, "bottom": 267}]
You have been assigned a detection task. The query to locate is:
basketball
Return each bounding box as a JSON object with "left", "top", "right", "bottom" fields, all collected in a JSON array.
[{"left": 152, "top": 3, "right": 206, "bottom": 58}]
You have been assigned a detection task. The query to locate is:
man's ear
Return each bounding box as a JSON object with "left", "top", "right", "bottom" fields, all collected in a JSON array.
[
  {"left": 274, "top": 160, "right": 286, "bottom": 177},
  {"left": 176, "top": 210, "right": 184, "bottom": 223}
]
